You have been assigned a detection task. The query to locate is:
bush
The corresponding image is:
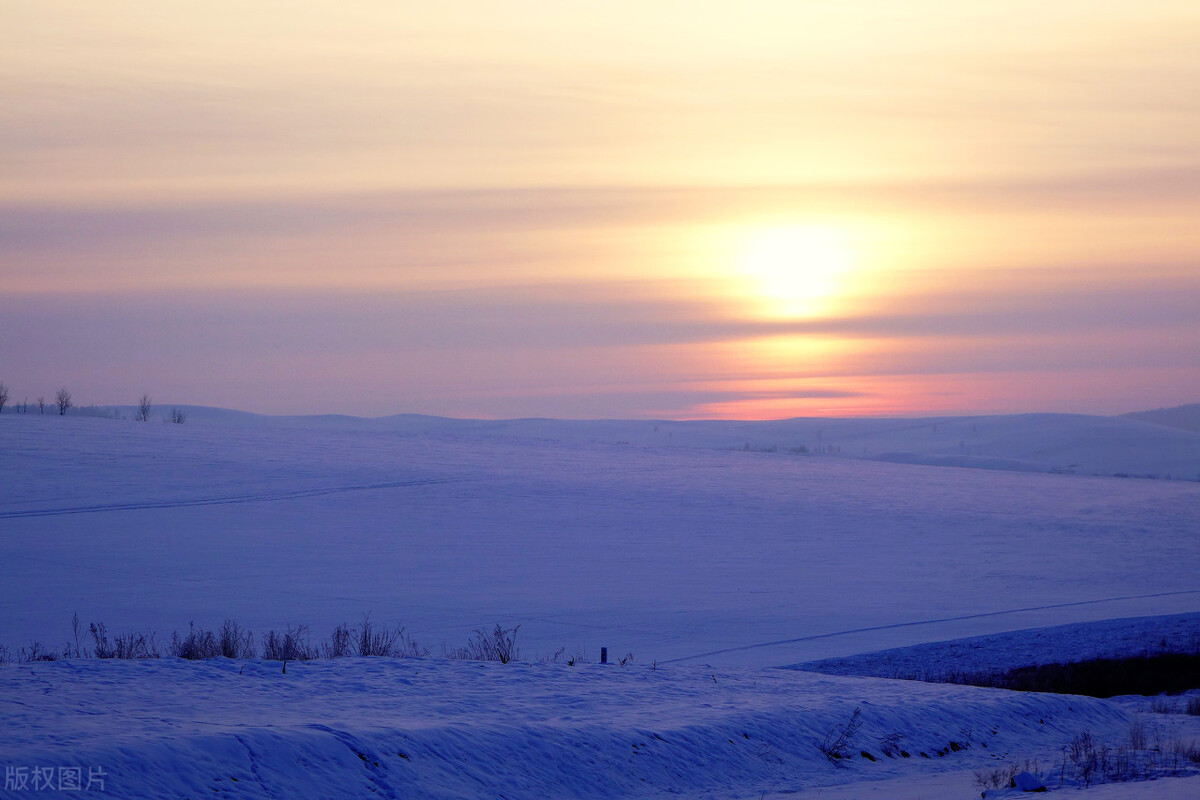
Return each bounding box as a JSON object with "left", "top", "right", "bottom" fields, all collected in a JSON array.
[
  {"left": 973, "top": 764, "right": 1019, "bottom": 791},
  {"left": 219, "top": 619, "right": 255, "bottom": 658},
  {"left": 169, "top": 623, "right": 221, "bottom": 659},
  {"left": 355, "top": 614, "right": 427, "bottom": 657},
  {"left": 170, "top": 620, "right": 255, "bottom": 659},
  {"left": 261, "top": 625, "right": 318, "bottom": 661},
  {"left": 89, "top": 622, "right": 158, "bottom": 659},
  {"left": 1068, "top": 730, "right": 1099, "bottom": 787},
  {"left": 446, "top": 624, "right": 520, "bottom": 663},
  {"left": 17, "top": 642, "right": 58, "bottom": 663},
  {"left": 323, "top": 622, "right": 354, "bottom": 658},
  {"left": 320, "top": 616, "right": 428, "bottom": 658},
  {"left": 819, "top": 707, "right": 863, "bottom": 764}
]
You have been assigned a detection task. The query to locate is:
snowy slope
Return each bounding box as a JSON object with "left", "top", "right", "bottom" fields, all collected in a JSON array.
[
  {"left": 85, "top": 404, "right": 1200, "bottom": 479},
  {"left": 0, "top": 656, "right": 1142, "bottom": 800},
  {"left": 2, "top": 413, "right": 1198, "bottom": 668},
  {"left": 792, "top": 612, "right": 1200, "bottom": 680},
  {"left": 1123, "top": 403, "right": 1200, "bottom": 435}
]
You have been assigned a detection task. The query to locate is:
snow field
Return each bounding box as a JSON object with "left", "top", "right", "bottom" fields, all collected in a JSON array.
[
  {"left": 2, "top": 413, "right": 1198, "bottom": 667},
  {"left": 3, "top": 411, "right": 1200, "bottom": 798},
  {"left": 0, "top": 656, "right": 1136, "bottom": 800}
]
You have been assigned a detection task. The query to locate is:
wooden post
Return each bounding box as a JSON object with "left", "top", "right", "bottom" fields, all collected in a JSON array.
[{"left": 600, "top": 647, "right": 607, "bottom": 664}]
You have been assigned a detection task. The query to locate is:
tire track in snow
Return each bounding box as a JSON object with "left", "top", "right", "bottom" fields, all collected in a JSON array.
[
  {"left": 661, "top": 589, "right": 1200, "bottom": 664},
  {"left": 0, "top": 477, "right": 460, "bottom": 519}
]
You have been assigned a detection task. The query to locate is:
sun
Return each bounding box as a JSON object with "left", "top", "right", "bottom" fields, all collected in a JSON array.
[{"left": 734, "top": 224, "right": 855, "bottom": 317}]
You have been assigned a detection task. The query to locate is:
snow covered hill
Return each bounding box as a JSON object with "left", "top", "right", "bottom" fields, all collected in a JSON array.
[
  {"left": 0, "top": 656, "right": 1149, "bottom": 800},
  {"left": 1123, "top": 402, "right": 1200, "bottom": 435},
  {"left": 88, "top": 403, "right": 1200, "bottom": 479}
]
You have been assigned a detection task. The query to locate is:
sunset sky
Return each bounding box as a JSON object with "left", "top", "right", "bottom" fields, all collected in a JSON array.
[{"left": 2, "top": 1, "right": 1198, "bottom": 418}]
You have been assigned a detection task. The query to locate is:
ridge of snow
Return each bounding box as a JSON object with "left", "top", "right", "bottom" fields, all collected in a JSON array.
[{"left": 0, "top": 657, "right": 1135, "bottom": 800}]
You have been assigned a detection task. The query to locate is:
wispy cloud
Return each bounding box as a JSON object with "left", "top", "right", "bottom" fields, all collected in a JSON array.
[
  {"left": 2, "top": 272, "right": 1195, "bottom": 417},
  {"left": 2, "top": 3, "right": 1197, "bottom": 417}
]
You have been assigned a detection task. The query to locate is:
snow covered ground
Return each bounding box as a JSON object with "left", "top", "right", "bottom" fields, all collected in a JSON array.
[
  {"left": 2, "top": 652, "right": 1198, "bottom": 799},
  {"left": 2, "top": 409, "right": 1200, "bottom": 798},
  {"left": 0, "top": 654, "right": 1172, "bottom": 800},
  {"left": 2, "top": 411, "right": 1198, "bottom": 666}
]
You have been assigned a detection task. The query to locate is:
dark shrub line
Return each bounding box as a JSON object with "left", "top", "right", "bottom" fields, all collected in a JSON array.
[
  {"left": 0, "top": 615, "right": 525, "bottom": 665},
  {"left": 929, "top": 652, "right": 1200, "bottom": 698}
]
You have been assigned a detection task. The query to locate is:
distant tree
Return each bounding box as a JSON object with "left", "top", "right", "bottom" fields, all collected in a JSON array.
[
  {"left": 0, "top": 381, "right": 8, "bottom": 414},
  {"left": 36, "top": 396, "right": 45, "bottom": 414},
  {"left": 55, "top": 388, "right": 72, "bottom": 416},
  {"left": 136, "top": 393, "right": 152, "bottom": 422},
  {"left": 169, "top": 407, "right": 186, "bottom": 424}
]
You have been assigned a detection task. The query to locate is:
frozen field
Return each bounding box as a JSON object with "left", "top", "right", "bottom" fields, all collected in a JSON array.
[
  {"left": 2, "top": 410, "right": 1198, "bottom": 665},
  {"left": 3, "top": 409, "right": 1200, "bottom": 799}
]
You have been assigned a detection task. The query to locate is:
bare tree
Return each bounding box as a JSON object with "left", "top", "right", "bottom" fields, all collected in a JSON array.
[
  {"left": 55, "top": 388, "right": 72, "bottom": 416},
  {"left": 169, "top": 407, "right": 186, "bottom": 424},
  {"left": 37, "top": 396, "right": 45, "bottom": 414},
  {"left": 0, "top": 381, "right": 8, "bottom": 414},
  {"left": 135, "top": 393, "right": 152, "bottom": 422}
]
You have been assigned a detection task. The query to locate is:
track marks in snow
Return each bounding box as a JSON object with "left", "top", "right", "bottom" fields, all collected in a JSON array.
[
  {"left": 307, "top": 724, "right": 400, "bottom": 800},
  {"left": 0, "top": 478, "right": 459, "bottom": 519},
  {"left": 233, "top": 734, "right": 277, "bottom": 800},
  {"left": 662, "top": 589, "right": 1200, "bottom": 664}
]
